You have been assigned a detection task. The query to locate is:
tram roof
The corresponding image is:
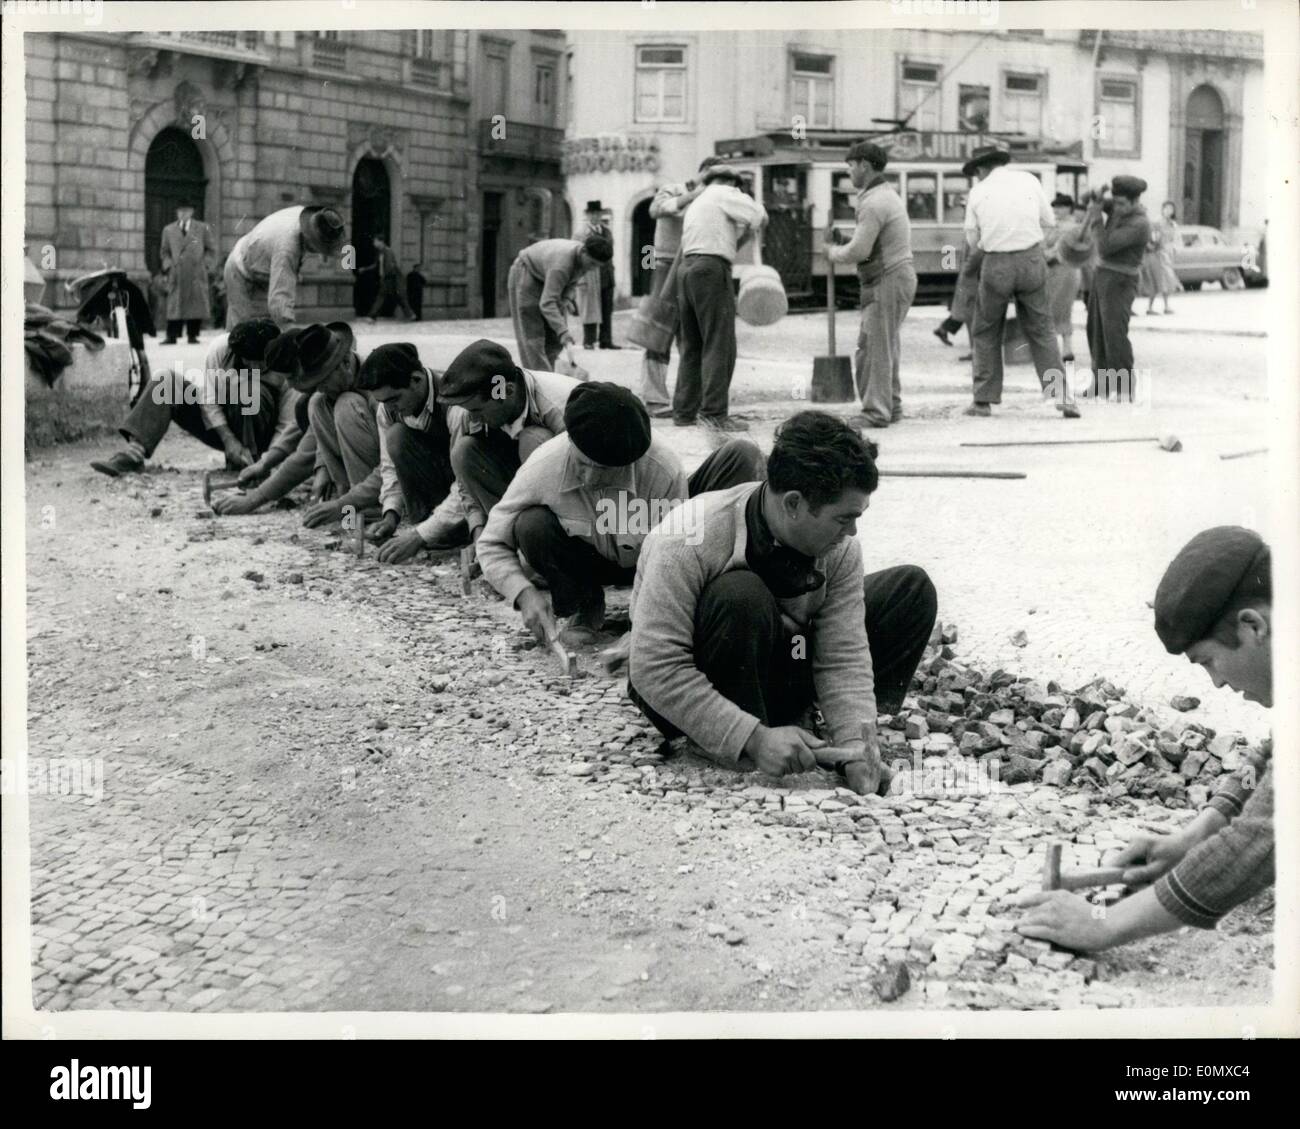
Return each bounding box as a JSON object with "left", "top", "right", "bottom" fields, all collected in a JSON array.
[{"left": 713, "top": 129, "right": 1086, "bottom": 170}]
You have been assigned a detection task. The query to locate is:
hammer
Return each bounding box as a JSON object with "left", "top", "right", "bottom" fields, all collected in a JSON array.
[
  {"left": 544, "top": 630, "right": 578, "bottom": 679},
  {"left": 459, "top": 547, "right": 474, "bottom": 596},
  {"left": 1042, "top": 842, "right": 1126, "bottom": 891},
  {"left": 203, "top": 470, "right": 240, "bottom": 506},
  {"left": 811, "top": 722, "right": 888, "bottom": 795}
]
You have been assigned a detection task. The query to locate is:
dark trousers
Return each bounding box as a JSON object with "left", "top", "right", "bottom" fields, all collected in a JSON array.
[
  {"left": 972, "top": 246, "right": 1064, "bottom": 404},
  {"left": 599, "top": 281, "right": 615, "bottom": 346},
  {"left": 675, "top": 254, "right": 737, "bottom": 422},
  {"left": 515, "top": 439, "right": 768, "bottom": 616},
  {"left": 164, "top": 318, "right": 202, "bottom": 343},
  {"left": 630, "top": 564, "right": 937, "bottom": 740},
  {"left": 1086, "top": 267, "right": 1138, "bottom": 400},
  {"left": 367, "top": 276, "right": 414, "bottom": 319},
  {"left": 451, "top": 424, "right": 556, "bottom": 529},
  {"left": 120, "top": 370, "right": 276, "bottom": 458},
  {"left": 385, "top": 416, "right": 454, "bottom": 523}
]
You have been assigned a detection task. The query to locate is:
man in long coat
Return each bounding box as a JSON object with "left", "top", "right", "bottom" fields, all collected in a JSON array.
[
  {"left": 160, "top": 199, "right": 216, "bottom": 344},
  {"left": 576, "top": 201, "right": 617, "bottom": 348}
]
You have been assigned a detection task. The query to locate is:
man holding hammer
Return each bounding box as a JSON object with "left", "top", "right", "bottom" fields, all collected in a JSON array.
[{"left": 1018, "top": 527, "right": 1274, "bottom": 951}]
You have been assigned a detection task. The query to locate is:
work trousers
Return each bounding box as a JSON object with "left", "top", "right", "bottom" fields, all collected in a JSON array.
[
  {"left": 581, "top": 279, "right": 614, "bottom": 348},
  {"left": 385, "top": 415, "right": 454, "bottom": 523},
  {"left": 120, "top": 370, "right": 277, "bottom": 459},
  {"left": 508, "top": 260, "right": 564, "bottom": 372},
  {"left": 451, "top": 424, "right": 556, "bottom": 531},
  {"left": 309, "top": 390, "right": 380, "bottom": 496},
  {"left": 854, "top": 262, "right": 917, "bottom": 426},
  {"left": 164, "top": 318, "right": 203, "bottom": 343},
  {"left": 675, "top": 254, "right": 737, "bottom": 422},
  {"left": 513, "top": 439, "right": 768, "bottom": 616},
  {"left": 972, "top": 246, "right": 1065, "bottom": 405},
  {"left": 223, "top": 261, "right": 277, "bottom": 329},
  {"left": 630, "top": 564, "right": 938, "bottom": 741},
  {"left": 639, "top": 256, "right": 676, "bottom": 411},
  {"left": 1086, "top": 267, "right": 1139, "bottom": 401}
]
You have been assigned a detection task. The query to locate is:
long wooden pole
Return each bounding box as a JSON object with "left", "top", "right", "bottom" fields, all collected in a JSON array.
[
  {"left": 960, "top": 437, "right": 1159, "bottom": 448},
  {"left": 880, "top": 469, "right": 1027, "bottom": 480},
  {"left": 1220, "top": 447, "right": 1267, "bottom": 461}
]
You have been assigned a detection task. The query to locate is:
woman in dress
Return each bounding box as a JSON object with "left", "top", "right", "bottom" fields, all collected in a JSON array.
[
  {"left": 1043, "top": 194, "right": 1085, "bottom": 362},
  {"left": 1139, "top": 200, "right": 1182, "bottom": 315}
]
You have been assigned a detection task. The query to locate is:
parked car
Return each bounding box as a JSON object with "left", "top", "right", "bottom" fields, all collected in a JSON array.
[{"left": 1173, "top": 225, "right": 1256, "bottom": 290}]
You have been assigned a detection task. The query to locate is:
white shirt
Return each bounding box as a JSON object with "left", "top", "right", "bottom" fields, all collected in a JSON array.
[
  {"left": 680, "top": 183, "right": 767, "bottom": 261},
  {"left": 964, "top": 166, "right": 1056, "bottom": 253}
]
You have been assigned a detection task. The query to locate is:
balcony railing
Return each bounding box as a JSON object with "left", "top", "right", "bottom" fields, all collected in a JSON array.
[
  {"left": 125, "top": 30, "right": 268, "bottom": 61},
  {"left": 477, "top": 119, "right": 564, "bottom": 163},
  {"left": 407, "top": 55, "right": 449, "bottom": 92},
  {"left": 309, "top": 35, "right": 348, "bottom": 73}
]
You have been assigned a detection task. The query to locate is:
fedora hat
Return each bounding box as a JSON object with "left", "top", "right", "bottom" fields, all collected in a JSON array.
[
  {"left": 299, "top": 205, "right": 345, "bottom": 253},
  {"left": 585, "top": 200, "right": 604, "bottom": 212},
  {"left": 961, "top": 145, "right": 1011, "bottom": 178},
  {"left": 291, "top": 321, "right": 355, "bottom": 392}
]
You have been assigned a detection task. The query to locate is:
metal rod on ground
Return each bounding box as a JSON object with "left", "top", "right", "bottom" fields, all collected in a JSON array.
[
  {"left": 354, "top": 516, "right": 365, "bottom": 558},
  {"left": 1041, "top": 843, "right": 1063, "bottom": 891},
  {"left": 960, "top": 437, "right": 1159, "bottom": 448},
  {"left": 879, "top": 469, "right": 1027, "bottom": 480},
  {"left": 1220, "top": 447, "right": 1267, "bottom": 460},
  {"left": 459, "top": 547, "right": 474, "bottom": 596}
]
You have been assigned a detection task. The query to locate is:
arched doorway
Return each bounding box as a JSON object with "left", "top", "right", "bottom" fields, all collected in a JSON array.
[
  {"left": 144, "top": 127, "right": 206, "bottom": 274},
  {"left": 1184, "top": 85, "right": 1225, "bottom": 227},
  {"left": 552, "top": 197, "right": 573, "bottom": 241},
  {"left": 351, "top": 156, "right": 392, "bottom": 315},
  {"left": 630, "top": 197, "right": 656, "bottom": 297}
]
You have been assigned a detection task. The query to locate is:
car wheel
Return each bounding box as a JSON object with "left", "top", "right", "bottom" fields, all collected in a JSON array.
[
  {"left": 1184, "top": 280, "right": 1202, "bottom": 291},
  {"left": 1221, "top": 268, "right": 1245, "bottom": 291}
]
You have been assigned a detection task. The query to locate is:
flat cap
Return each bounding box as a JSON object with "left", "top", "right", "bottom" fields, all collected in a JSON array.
[
  {"left": 358, "top": 342, "right": 422, "bottom": 391},
  {"left": 1154, "top": 526, "right": 1271, "bottom": 653},
  {"left": 701, "top": 163, "right": 743, "bottom": 185},
  {"left": 1111, "top": 174, "right": 1148, "bottom": 199},
  {"left": 846, "top": 140, "right": 889, "bottom": 169},
  {"left": 564, "top": 382, "right": 651, "bottom": 468},
  {"left": 435, "top": 339, "right": 519, "bottom": 405}
]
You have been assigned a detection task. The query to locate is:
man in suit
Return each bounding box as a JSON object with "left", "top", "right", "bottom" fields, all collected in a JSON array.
[
  {"left": 160, "top": 199, "right": 216, "bottom": 344},
  {"left": 360, "top": 235, "right": 416, "bottom": 323},
  {"left": 578, "top": 201, "right": 619, "bottom": 349},
  {"left": 223, "top": 205, "right": 346, "bottom": 329}
]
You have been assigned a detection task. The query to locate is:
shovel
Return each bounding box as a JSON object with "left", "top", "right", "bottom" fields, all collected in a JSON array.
[{"left": 810, "top": 263, "right": 855, "bottom": 403}]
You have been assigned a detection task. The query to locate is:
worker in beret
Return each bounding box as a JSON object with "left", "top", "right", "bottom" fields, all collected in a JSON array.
[
  {"left": 1017, "top": 527, "right": 1274, "bottom": 951},
  {"left": 1081, "top": 175, "right": 1151, "bottom": 400},
  {"left": 353, "top": 342, "right": 471, "bottom": 563},
  {"left": 288, "top": 323, "right": 384, "bottom": 530},
  {"left": 508, "top": 233, "right": 613, "bottom": 372},
  {"left": 210, "top": 328, "right": 325, "bottom": 516},
  {"left": 476, "top": 381, "right": 766, "bottom": 644},
  {"left": 91, "top": 317, "right": 286, "bottom": 478},
  {"left": 436, "top": 339, "right": 581, "bottom": 558},
  {"left": 823, "top": 139, "right": 917, "bottom": 429}
]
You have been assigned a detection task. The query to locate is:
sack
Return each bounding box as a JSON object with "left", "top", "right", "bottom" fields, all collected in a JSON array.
[{"left": 625, "top": 251, "right": 681, "bottom": 354}]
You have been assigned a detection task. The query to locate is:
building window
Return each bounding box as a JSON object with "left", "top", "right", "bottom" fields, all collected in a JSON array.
[
  {"left": 415, "top": 30, "right": 437, "bottom": 59},
  {"left": 635, "top": 44, "right": 688, "bottom": 123},
  {"left": 790, "top": 52, "right": 833, "bottom": 129},
  {"left": 317, "top": 30, "right": 341, "bottom": 41},
  {"left": 958, "top": 84, "right": 990, "bottom": 133},
  {"left": 905, "top": 172, "right": 938, "bottom": 222},
  {"left": 1096, "top": 76, "right": 1140, "bottom": 156},
  {"left": 534, "top": 60, "right": 557, "bottom": 124},
  {"left": 1001, "top": 72, "right": 1044, "bottom": 137},
  {"left": 898, "top": 61, "right": 941, "bottom": 130}
]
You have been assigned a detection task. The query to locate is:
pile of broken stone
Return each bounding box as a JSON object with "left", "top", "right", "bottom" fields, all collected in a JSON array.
[{"left": 878, "top": 623, "right": 1252, "bottom": 807}]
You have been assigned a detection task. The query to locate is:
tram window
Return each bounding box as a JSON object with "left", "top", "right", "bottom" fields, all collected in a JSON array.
[
  {"left": 831, "top": 172, "right": 856, "bottom": 220},
  {"left": 906, "top": 172, "right": 938, "bottom": 221},
  {"left": 942, "top": 174, "right": 969, "bottom": 222},
  {"left": 883, "top": 172, "right": 901, "bottom": 195}
]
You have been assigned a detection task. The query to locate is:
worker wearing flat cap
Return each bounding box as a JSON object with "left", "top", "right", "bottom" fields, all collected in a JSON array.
[
  {"left": 436, "top": 339, "right": 583, "bottom": 560},
  {"left": 353, "top": 342, "right": 471, "bottom": 563},
  {"left": 1018, "top": 527, "right": 1274, "bottom": 953},
  {"left": 823, "top": 139, "right": 917, "bottom": 429},
  {"left": 91, "top": 317, "right": 286, "bottom": 479},
  {"left": 287, "top": 322, "right": 385, "bottom": 531},
  {"left": 1081, "top": 174, "right": 1150, "bottom": 400},
  {"left": 476, "top": 381, "right": 766, "bottom": 645},
  {"left": 223, "top": 204, "right": 346, "bottom": 329}
]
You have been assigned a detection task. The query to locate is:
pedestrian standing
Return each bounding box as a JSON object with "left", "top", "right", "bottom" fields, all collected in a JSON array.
[
  {"left": 361, "top": 236, "right": 417, "bottom": 322},
  {"left": 1043, "top": 193, "right": 1085, "bottom": 362},
  {"left": 1083, "top": 176, "right": 1151, "bottom": 401},
  {"left": 1139, "top": 200, "right": 1182, "bottom": 316},
  {"left": 577, "top": 201, "right": 616, "bottom": 348},
  {"left": 159, "top": 199, "right": 216, "bottom": 344},
  {"left": 638, "top": 157, "right": 722, "bottom": 417},
  {"left": 962, "top": 145, "right": 1078, "bottom": 418},
  {"left": 223, "top": 205, "right": 346, "bottom": 329},
  {"left": 674, "top": 164, "right": 767, "bottom": 432},
  {"left": 507, "top": 235, "right": 611, "bottom": 371},
  {"left": 824, "top": 140, "right": 917, "bottom": 428},
  {"left": 406, "top": 263, "right": 427, "bottom": 321}
]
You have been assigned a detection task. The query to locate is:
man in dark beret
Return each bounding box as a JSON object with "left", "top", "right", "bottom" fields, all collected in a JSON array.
[
  {"left": 1081, "top": 174, "right": 1150, "bottom": 400},
  {"left": 436, "top": 339, "right": 582, "bottom": 558},
  {"left": 91, "top": 317, "right": 286, "bottom": 478},
  {"left": 1018, "top": 527, "right": 1274, "bottom": 952},
  {"left": 353, "top": 342, "right": 471, "bottom": 563},
  {"left": 476, "top": 381, "right": 766, "bottom": 644}
]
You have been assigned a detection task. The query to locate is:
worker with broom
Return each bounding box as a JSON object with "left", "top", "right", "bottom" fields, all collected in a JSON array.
[{"left": 1017, "top": 527, "right": 1274, "bottom": 950}]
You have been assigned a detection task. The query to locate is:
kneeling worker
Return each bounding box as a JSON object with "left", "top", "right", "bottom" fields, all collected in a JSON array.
[
  {"left": 476, "top": 381, "right": 766, "bottom": 643},
  {"left": 1017, "top": 527, "right": 1273, "bottom": 951},
  {"left": 628, "top": 410, "right": 937, "bottom": 785}
]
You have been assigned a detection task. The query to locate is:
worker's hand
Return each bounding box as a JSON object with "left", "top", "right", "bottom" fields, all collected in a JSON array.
[
  {"left": 302, "top": 499, "right": 343, "bottom": 529},
  {"left": 743, "top": 725, "right": 824, "bottom": 778},
  {"left": 516, "top": 586, "right": 558, "bottom": 645},
  {"left": 308, "top": 467, "right": 333, "bottom": 505},
  {"left": 1014, "top": 889, "right": 1114, "bottom": 952},
  {"left": 376, "top": 528, "right": 426, "bottom": 564},
  {"left": 222, "top": 438, "right": 254, "bottom": 470},
  {"left": 562, "top": 343, "right": 577, "bottom": 369},
  {"left": 237, "top": 461, "right": 269, "bottom": 488},
  {"left": 211, "top": 490, "right": 262, "bottom": 516},
  {"left": 1103, "top": 831, "right": 1191, "bottom": 887},
  {"left": 822, "top": 226, "right": 842, "bottom": 246},
  {"left": 598, "top": 634, "right": 633, "bottom": 675},
  {"left": 365, "top": 511, "right": 400, "bottom": 543}
]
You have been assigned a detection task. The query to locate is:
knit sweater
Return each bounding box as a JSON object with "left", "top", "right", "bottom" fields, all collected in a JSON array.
[{"left": 629, "top": 482, "right": 875, "bottom": 764}]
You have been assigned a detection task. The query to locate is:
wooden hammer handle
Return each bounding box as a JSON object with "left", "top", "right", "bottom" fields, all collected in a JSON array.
[{"left": 1057, "top": 867, "right": 1126, "bottom": 891}]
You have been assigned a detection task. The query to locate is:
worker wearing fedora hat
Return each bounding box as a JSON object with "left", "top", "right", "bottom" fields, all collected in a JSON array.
[
  {"left": 963, "top": 146, "right": 1079, "bottom": 419},
  {"left": 223, "top": 204, "right": 346, "bottom": 329}
]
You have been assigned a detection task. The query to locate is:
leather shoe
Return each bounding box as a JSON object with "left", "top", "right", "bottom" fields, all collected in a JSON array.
[
  {"left": 90, "top": 450, "right": 144, "bottom": 477},
  {"left": 963, "top": 403, "right": 992, "bottom": 417}
]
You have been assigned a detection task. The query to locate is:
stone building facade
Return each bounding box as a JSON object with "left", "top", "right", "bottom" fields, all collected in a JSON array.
[{"left": 25, "top": 29, "right": 477, "bottom": 321}]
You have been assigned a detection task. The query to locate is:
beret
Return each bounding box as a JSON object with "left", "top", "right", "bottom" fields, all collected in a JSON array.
[
  {"left": 227, "top": 318, "right": 281, "bottom": 362},
  {"left": 435, "top": 339, "right": 518, "bottom": 405},
  {"left": 846, "top": 140, "right": 889, "bottom": 169},
  {"left": 359, "top": 342, "right": 422, "bottom": 391},
  {"left": 1154, "top": 527, "right": 1271, "bottom": 653},
  {"left": 1111, "top": 175, "right": 1148, "bottom": 199},
  {"left": 563, "top": 381, "right": 651, "bottom": 468}
]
